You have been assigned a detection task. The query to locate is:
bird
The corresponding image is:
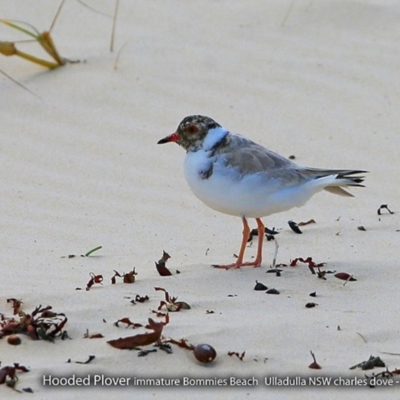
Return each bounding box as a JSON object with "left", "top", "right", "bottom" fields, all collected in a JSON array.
[{"left": 157, "top": 115, "right": 366, "bottom": 269}]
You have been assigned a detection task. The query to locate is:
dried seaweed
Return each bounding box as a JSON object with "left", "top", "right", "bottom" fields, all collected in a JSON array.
[
  {"left": 228, "top": 351, "right": 245, "bottom": 361},
  {"left": 108, "top": 315, "right": 169, "bottom": 350},
  {"left": 83, "top": 329, "right": 104, "bottom": 339},
  {"left": 86, "top": 273, "right": 103, "bottom": 291},
  {"left": 288, "top": 218, "right": 318, "bottom": 233},
  {"left": 156, "top": 342, "right": 173, "bottom": 353},
  {"left": 155, "top": 287, "right": 190, "bottom": 312},
  {"left": 76, "top": 355, "right": 95, "bottom": 364},
  {"left": 317, "top": 268, "right": 327, "bottom": 280},
  {"left": 67, "top": 355, "right": 95, "bottom": 364},
  {"left": 111, "top": 268, "right": 137, "bottom": 284},
  {"left": 365, "top": 368, "right": 400, "bottom": 387},
  {"left": 166, "top": 337, "right": 195, "bottom": 351},
  {"left": 155, "top": 251, "right": 172, "bottom": 276},
  {"left": 114, "top": 317, "right": 143, "bottom": 329},
  {"left": 138, "top": 349, "right": 157, "bottom": 357},
  {"left": 6, "top": 298, "right": 22, "bottom": 315},
  {"left": 350, "top": 355, "right": 385, "bottom": 370},
  {"left": 247, "top": 227, "right": 278, "bottom": 242},
  {"left": 298, "top": 219, "right": 316, "bottom": 226},
  {"left": 0, "top": 363, "right": 29, "bottom": 388},
  {"left": 290, "top": 257, "right": 326, "bottom": 274},
  {"left": 309, "top": 351, "right": 321, "bottom": 369},
  {"left": 136, "top": 343, "right": 173, "bottom": 357},
  {"left": 130, "top": 295, "right": 149, "bottom": 304},
  {"left": 288, "top": 220, "right": 302, "bottom": 234},
  {"left": 1, "top": 303, "right": 67, "bottom": 342},
  {"left": 377, "top": 204, "right": 394, "bottom": 215}
]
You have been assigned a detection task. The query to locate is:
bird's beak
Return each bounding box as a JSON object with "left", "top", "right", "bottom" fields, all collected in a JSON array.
[{"left": 157, "top": 132, "right": 179, "bottom": 144}]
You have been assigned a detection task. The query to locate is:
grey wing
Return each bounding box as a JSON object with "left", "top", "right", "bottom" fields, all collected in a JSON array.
[
  {"left": 215, "top": 133, "right": 366, "bottom": 194},
  {"left": 221, "top": 135, "right": 297, "bottom": 175}
]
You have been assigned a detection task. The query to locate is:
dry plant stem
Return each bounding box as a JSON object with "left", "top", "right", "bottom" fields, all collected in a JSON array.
[
  {"left": 0, "top": 36, "right": 59, "bottom": 68},
  {"left": 343, "top": 274, "right": 353, "bottom": 286},
  {"left": 36, "top": 0, "right": 65, "bottom": 64},
  {"left": 0, "top": 40, "right": 57, "bottom": 68},
  {"left": 14, "top": 47, "right": 59, "bottom": 69},
  {"left": 0, "top": 41, "right": 16, "bottom": 55},
  {"left": 113, "top": 41, "right": 128, "bottom": 70},
  {"left": 281, "top": 0, "right": 295, "bottom": 27},
  {"left": 38, "top": 32, "right": 64, "bottom": 65},
  {"left": 254, "top": 218, "right": 265, "bottom": 266},
  {"left": 49, "top": 0, "right": 66, "bottom": 32},
  {"left": 110, "top": 0, "right": 120, "bottom": 52},
  {"left": 357, "top": 332, "right": 367, "bottom": 343},
  {"left": 0, "top": 2, "right": 66, "bottom": 69},
  {"left": 272, "top": 237, "right": 279, "bottom": 268},
  {"left": 0, "top": 68, "right": 41, "bottom": 99}
]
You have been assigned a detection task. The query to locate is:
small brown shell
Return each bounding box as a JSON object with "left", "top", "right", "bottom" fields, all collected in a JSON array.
[
  {"left": 7, "top": 334, "right": 21, "bottom": 345},
  {"left": 193, "top": 344, "right": 217, "bottom": 363},
  {"left": 254, "top": 281, "right": 268, "bottom": 291},
  {"left": 334, "top": 273, "right": 356, "bottom": 281},
  {"left": 175, "top": 301, "right": 191, "bottom": 310},
  {"left": 166, "top": 301, "right": 191, "bottom": 311},
  {"left": 305, "top": 302, "right": 317, "bottom": 308},
  {"left": 288, "top": 220, "right": 302, "bottom": 234},
  {"left": 309, "top": 361, "right": 322, "bottom": 369}
]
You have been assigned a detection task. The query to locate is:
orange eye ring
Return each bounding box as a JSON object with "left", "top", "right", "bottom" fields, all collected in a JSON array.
[{"left": 186, "top": 125, "right": 198, "bottom": 134}]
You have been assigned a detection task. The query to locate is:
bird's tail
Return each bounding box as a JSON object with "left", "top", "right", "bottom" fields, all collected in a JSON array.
[{"left": 322, "top": 170, "right": 366, "bottom": 197}]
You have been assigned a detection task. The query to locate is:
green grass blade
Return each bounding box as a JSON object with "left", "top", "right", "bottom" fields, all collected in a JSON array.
[
  {"left": 85, "top": 246, "right": 103, "bottom": 257},
  {"left": 0, "top": 19, "right": 40, "bottom": 39}
]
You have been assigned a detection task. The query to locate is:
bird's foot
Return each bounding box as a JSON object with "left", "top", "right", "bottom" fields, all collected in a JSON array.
[{"left": 212, "top": 260, "right": 261, "bottom": 269}]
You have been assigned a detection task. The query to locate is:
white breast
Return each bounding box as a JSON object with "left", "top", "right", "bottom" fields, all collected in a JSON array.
[{"left": 183, "top": 150, "right": 319, "bottom": 218}]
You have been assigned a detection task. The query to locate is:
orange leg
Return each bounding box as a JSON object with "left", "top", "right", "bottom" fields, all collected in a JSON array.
[
  {"left": 213, "top": 217, "right": 264, "bottom": 269},
  {"left": 253, "top": 218, "right": 265, "bottom": 266}
]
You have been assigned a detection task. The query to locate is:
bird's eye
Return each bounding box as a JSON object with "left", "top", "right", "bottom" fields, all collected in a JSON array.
[{"left": 186, "top": 125, "right": 198, "bottom": 134}]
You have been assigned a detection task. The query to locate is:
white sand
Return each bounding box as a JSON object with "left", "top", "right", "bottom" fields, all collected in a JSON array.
[{"left": 1, "top": 0, "right": 400, "bottom": 399}]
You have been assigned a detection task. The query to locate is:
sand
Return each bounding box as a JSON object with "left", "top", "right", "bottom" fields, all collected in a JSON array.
[{"left": 1, "top": 0, "right": 400, "bottom": 399}]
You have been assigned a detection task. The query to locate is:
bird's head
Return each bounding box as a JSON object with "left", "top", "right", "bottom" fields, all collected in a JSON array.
[{"left": 158, "top": 115, "right": 223, "bottom": 152}]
